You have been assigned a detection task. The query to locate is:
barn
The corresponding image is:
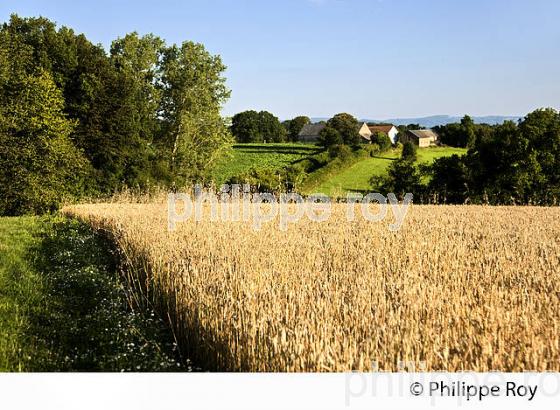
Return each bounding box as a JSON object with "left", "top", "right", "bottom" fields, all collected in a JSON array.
[{"left": 400, "top": 129, "right": 439, "bottom": 148}]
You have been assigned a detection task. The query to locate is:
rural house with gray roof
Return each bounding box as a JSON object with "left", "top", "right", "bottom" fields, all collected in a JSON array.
[
  {"left": 298, "top": 123, "right": 326, "bottom": 143},
  {"left": 400, "top": 129, "right": 439, "bottom": 147}
]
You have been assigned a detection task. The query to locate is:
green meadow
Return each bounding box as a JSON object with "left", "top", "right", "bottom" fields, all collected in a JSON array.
[{"left": 310, "top": 146, "right": 467, "bottom": 197}]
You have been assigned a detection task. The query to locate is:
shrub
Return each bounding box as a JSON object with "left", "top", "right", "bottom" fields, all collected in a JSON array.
[
  {"left": 297, "top": 150, "right": 330, "bottom": 174},
  {"left": 328, "top": 144, "right": 353, "bottom": 160},
  {"left": 371, "top": 132, "right": 392, "bottom": 152},
  {"left": 401, "top": 141, "right": 418, "bottom": 161},
  {"left": 371, "top": 158, "right": 423, "bottom": 199},
  {"left": 317, "top": 126, "right": 343, "bottom": 147},
  {"left": 365, "top": 143, "right": 381, "bottom": 157},
  {"left": 0, "top": 71, "right": 89, "bottom": 215},
  {"left": 227, "top": 165, "right": 306, "bottom": 193}
]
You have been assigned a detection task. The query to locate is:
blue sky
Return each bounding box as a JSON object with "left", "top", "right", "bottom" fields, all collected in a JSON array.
[{"left": 2, "top": 0, "right": 559, "bottom": 119}]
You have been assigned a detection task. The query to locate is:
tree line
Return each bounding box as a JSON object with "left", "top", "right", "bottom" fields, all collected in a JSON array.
[
  {"left": 230, "top": 110, "right": 310, "bottom": 143},
  {"left": 230, "top": 111, "right": 394, "bottom": 149},
  {"left": 0, "top": 15, "right": 232, "bottom": 215}
]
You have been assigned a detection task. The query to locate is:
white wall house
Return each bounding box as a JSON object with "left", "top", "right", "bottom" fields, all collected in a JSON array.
[{"left": 368, "top": 124, "right": 399, "bottom": 144}]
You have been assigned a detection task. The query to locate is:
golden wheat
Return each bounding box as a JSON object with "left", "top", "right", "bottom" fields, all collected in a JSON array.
[{"left": 62, "top": 202, "right": 560, "bottom": 371}]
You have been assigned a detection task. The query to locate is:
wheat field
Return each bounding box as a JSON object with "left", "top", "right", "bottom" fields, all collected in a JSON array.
[{"left": 63, "top": 202, "right": 560, "bottom": 371}]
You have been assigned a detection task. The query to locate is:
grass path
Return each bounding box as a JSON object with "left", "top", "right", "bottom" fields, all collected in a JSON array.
[
  {"left": 0, "top": 216, "right": 186, "bottom": 371},
  {"left": 0, "top": 217, "right": 43, "bottom": 371},
  {"left": 311, "top": 147, "right": 467, "bottom": 197}
]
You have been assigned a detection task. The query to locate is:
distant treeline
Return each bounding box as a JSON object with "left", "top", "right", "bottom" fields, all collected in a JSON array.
[
  {"left": 0, "top": 15, "right": 232, "bottom": 215},
  {"left": 375, "top": 109, "right": 560, "bottom": 205},
  {"left": 230, "top": 110, "right": 310, "bottom": 143},
  {"left": 230, "top": 111, "right": 389, "bottom": 147}
]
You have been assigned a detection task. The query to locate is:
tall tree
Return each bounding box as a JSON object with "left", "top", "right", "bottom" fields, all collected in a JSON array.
[
  {"left": 231, "top": 110, "right": 262, "bottom": 142},
  {"left": 468, "top": 120, "right": 542, "bottom": 203},
  {"left": 460, "top": 115, "right": 477, "bottom": 148},
  {"left": 327, "top": 113, "right": 360, "bottom": 146},
  {"left": 518, "top": 108, "right": 560, "bottom": 200},
  {"left": 160, "top": 41, "right": 233, "bottom": 184},
  {"left": 286, "top": 116, "right": 310, "bottom": 142},
  {"left": 424, "top": 155, "right": 470, "bottom": 203},
  {"left": 0, "top": 15, "right": 127, "bottom": 192},
  {"left": 110, "top": 32, "right": 164, "bottom": 144},
  {"left": 258, "top": 111, "right": 286, "bottom": 142},
  {"left": 230, "top": 110, "right": 286, "bottom": 143},
  {"left": 0, "top": 14, "right": 237, "bottom": 213},
  {"left": 109, "top": 33, "right": 165, "bottom": 187}
]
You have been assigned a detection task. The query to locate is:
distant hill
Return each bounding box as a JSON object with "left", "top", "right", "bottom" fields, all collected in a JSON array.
[{"left": 310, "top": 115, "right": 521, "bottom": 128}]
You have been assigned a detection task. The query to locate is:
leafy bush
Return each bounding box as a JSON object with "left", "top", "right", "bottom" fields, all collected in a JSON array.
[
  {"left": 371, "top": 158, "right": 423, "bottom": 200},
  {"left": 401, "top": 141, "right": 418, "bottom": 161},
  {"left": 328, "top": 144, "right": 353, "bottom": 160},
  {"left": 371, "top": 132, "right": 392, "bottom": 152},
  {"left": 227, "top": 165, "right": 306, "bottom": 192},
  {"left": 318, "top": 126, "right": 343, "bottom": 147},
  {"left": 0, "top": 71, "right": 90, "bottom": 215},
  {"left": 365, "top": 143, "right": 381, "bottom": 157},
  {"left": 296, "top": 150, "right": 331, "bottom": 174}
]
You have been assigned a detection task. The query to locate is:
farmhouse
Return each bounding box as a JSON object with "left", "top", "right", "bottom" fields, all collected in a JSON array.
[
  {"left": 298, "top": 123, "right": 326, "bottom": 143},
  {"left": 368, "top": 124, "right": 399, "bottom": 144},
  {"left": 400, "top": 129, "right": 439, "bottom": 148},
  {"left": 298, "top": 121, "right": 391, "bottom": 144}
]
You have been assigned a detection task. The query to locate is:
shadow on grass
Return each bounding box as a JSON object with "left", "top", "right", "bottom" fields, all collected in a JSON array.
[
  {"left": 234, "top": 149, "right": 320, "bottom": 156},
  {"left": 371, "top": 155, "right": 398, "bottom": 161},
  {"left": 232, "top": 144, "right": 319, "bottom": 152},
  {"left": 341, "top": 188, "right": 372, "bottom": 196},
  {"left": 26, "top": 218, "right": 190, "bottom": 371}
]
